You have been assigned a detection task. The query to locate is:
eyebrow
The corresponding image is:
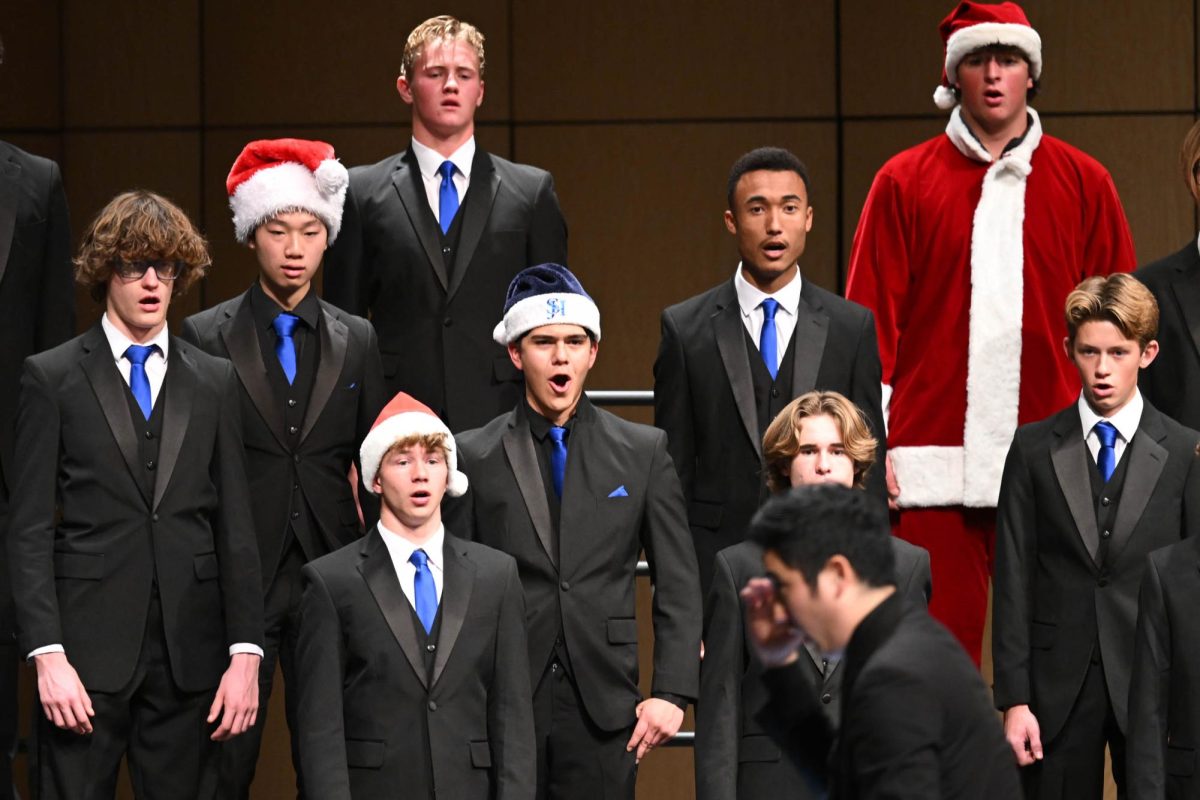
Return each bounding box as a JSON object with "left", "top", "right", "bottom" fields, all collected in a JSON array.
[{"left": 744, "top": 194, "right": 804, "bottom": 204}]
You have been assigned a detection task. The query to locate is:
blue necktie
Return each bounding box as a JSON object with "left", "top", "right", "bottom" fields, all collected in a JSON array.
[
  {"left": 438, "top": 160, "right": 459, "bottom": 234},
  {"left": 125, "top": 345, "right": 155, "bottom": 420},
  {"left": 1095, "top": 421, "right": 1118, "bottom": 483},
  {"left": 549, "top": 426, "right": 568, "bottom": 499},
  {"left": 272, "top": 312, "right": 299, "bottom": 385},
  {"left": 410, "top": 549, "right": 438, "bottom": 634},
  {"left": 759, "top": 298, "right": 780, "bottom": 380}
]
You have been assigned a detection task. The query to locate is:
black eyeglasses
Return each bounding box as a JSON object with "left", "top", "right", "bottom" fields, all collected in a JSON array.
[{"left": 112, "top": 260, "right": 184, "bottom": 281}]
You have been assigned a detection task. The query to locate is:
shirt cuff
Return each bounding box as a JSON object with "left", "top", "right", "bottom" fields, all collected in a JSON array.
[
  {"left": 651, "top": 691, "right": 692, "bottom": 712},
  {"left": 27, "top": 644, "right": 65, "bottom": 661},
  {"left": 229, "top": 643, "right": 264, "bottom": 658}
]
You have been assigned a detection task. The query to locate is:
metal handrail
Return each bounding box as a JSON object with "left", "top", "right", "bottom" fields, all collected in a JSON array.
[{"left": 584, "top": 389, "right": 654, "bottom": 406}]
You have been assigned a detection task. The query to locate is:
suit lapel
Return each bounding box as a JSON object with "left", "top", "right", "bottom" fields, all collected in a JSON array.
[
  {"left": 447, "top": 152, "right": 499, "bottom": 302},
  {"left": 153, "top": 339, "right": 194, "bottom": 511},
  {"left": 300, "top": 305, "right": 348, "bottom": 443},
  {"left": 359, "top": 530, "right": 429, "bottom": 689},
  {"left": 0, "top": 154, "right": 19, "bottom": 288},
  {"left": 1050, "top": 411, "right": 1102, "bottom": 564},
  {"left": 1108, "top": 408, "right": 1168, "bottom": 562},
  {"left": 392, "top": 153, "right": 449, "bottom": 292},
  {"left": 220, "top": 294, "right": 288, "bottom": 449},
  {"left": 80, "top": 326, "right": 148, "bottom": 506},
  {"left": 712, "top": 284, "right": 761, "bottom": 458},
  {"left": 1170, "top": 246, "right": 1200, "bottom": 366},
  {"left": 790, "top": 284, "right": 830, "bottom": 396},
  {"left": 431, "top": 536, "right": 474, "bottom": 687},
  {"left": 501, "top": 415, "right": 558, "bottom": 569}
]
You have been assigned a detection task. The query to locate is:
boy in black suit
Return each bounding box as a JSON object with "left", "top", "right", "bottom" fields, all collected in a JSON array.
[
  {"left": 994, "top": 273, "right": 1200, "bottom": 797},
  {"left": 696, "top": 391, "right": 929, "bottom": 800},
  {"left": 180, "top": 138, "right": 385, "bottom": 797},
  {"left": 446, "top": 264, "right": 701, "bottom": 799},
  {"left": 8, "top": 191, "right": 264, "bottom": 797},
  {"left": 323, "top": 15, "right": 567, "bottom": 431},
  {"left": 742, "top": 485, "right": 1018, "bottom": 798},
  {"left": 295, "top": 392, "right": 533, "bottom": 799},
  {"left": 655, "top": 147, "right": 883, "bottom": 595}
]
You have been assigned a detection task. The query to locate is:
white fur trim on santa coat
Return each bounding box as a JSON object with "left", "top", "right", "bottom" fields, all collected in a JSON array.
[
  {"left": 229, "top": 160, "right": 348, "bottom": 244},
  {"left": 359, "top": 412, "right": 468, "bottom": 497},
  {"left": 890, "top": 107, "right": 1042, "bottom": 509},
  {"left": 492, "top": 292, "right": 602, "bottom": 345}
]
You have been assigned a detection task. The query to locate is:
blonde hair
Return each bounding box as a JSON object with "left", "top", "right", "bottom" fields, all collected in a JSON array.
[
  {"left": 401, "top": 16, "right": 485, "bottom": 80},
  {"left": 1181, "top": 119, "right": 1200, "bottom": 204},
  {"left": 1064, "top": 274, "right": 1158, "bottom": 350},
  {"left": 762, "top": 391, "right": 877, "bottom": 493}
]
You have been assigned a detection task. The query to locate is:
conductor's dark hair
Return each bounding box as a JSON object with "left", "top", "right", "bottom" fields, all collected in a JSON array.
[
  {"left": 749, "top": 484, "right": 895, "bottom": 591},
  {"left": 726, "top": 147, "right": 811, "bottom": 209}
]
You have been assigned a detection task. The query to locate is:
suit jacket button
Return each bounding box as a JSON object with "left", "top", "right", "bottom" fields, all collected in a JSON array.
[
  {"left": 291, "top": 511, "right": 300, "bottom": 519},
  {"left": 294, "top": 455, "right": 301, "bottom": 464},
  {"left": 1101, "top": 497, "right": 1111, "bottom": 507},
  {"left": 426, "top": 644, "right": 436, "bottom": 653},
  {"left": 771, "top": 388, "right": 780, "bottom": 398},
  {"left": 288, "top": 425, "right": 298, "bottom": 435},
  {"left": 443, "top": 317, "right": 453, "bottom": 327},
  {"left": 1098, "top": 578, "right": 1109, "bottom": 587},
  {"left": 287, "top": 399, "right": 297, "bottom": 407},
  {"left": 560, "top": 581, "right": 570, "bottom": 591},
  {"left": 146, "top": 460, "right": 155, "bottom": 470},
  {"left": 1101, "top": 529, "right": 1111, "bottom": 539},
  {"left": 821, "top": 693, "right": 832, "bottom": 704},
  {"left": 428, "top": 700, "right": 437, "bottom": 711},
  {"left": 152, "top": 514, "right": 159, "bottom": 522},
  {"left": 144, "top": 430, "right": 154, "bottom": 440},
  {"left": 442, "top": 246, "right": 451, "bottom": 255}
]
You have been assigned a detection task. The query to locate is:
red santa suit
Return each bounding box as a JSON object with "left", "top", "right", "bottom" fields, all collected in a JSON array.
[{"left": 846, "top": 106, "right": 1135, "bottom": 661}]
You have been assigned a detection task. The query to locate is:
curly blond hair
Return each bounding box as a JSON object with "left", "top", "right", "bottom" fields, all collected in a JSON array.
[{"left": 762, "top": 391, "right": 878, "bottom": 493}]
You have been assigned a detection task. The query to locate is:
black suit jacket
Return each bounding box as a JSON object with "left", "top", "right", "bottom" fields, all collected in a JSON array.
[
  {"left": 7, "top": 325, "right": 264, "bottom": 692},
  {"left": 0, "top": 141, "right": 73, "bottom": 637},
  {"left": 446, "top": 398, "right": 702, "bottom": 732},
  {"left": 761, "top": 594, "right": 1020, "bottom": 799},
  {"left": 696, "top": 537, "right": 931, "bottom": 800},
  {"left": 180, "top": 290, "right": 386, "bottom": 582},
  {"left": 654, "top": 278, "right": 885, "bottom": 592},
  {"left": 295, "top": 528, "right": 534, "bottom": 799},
  {"left": 1128, "top": 536, "right": 1200, "bottom": 799},
  {"left": 993, "top": 401, "right": 1200, "bottom": 743},
  {"left": 322, "top": 147, "right": 567, "bottom": 431},
  {"left": 1137, "top": 241, "right": 1200, "bottom": 430}
]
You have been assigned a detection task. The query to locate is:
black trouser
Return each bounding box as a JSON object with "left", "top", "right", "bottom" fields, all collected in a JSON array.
[
  {"left": 1022, "top": 651, "right": 1126, "bottom": 800},
  {"left": 219, "top": 542, "right": 306, "bottom": 799},
  {"left": 533, "top": 659, "right": 637, "bottom": 800},
  {"left": 36, "top": 590, "right": 217, "bottom": 799}
]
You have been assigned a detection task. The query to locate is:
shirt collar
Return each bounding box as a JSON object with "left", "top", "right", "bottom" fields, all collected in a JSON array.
[
  {"left": 960, "top": 111, "right": 1033, "bottom": 156},
  {"left": 378, "top": 520, "right": 446, "bottom": 570},
  {"left": 411, "top": 136, "right": 475, "bottom": 181},
  {"left": 734, "top": 263, "right": 802, "bottom": 319},
  {"left": 250, "top": 281, "right": 321, "bottom": 331},
  {"left": 523, "top": 398, "right": 581, "bottom": 442},
  {"left": 1077, "top": 389, "right": 1144, "bottom": 444},
  {"left": 101, "top": 312, "right": 170, "bottom": 362}
]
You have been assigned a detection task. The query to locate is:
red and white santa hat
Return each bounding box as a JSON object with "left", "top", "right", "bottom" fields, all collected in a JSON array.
[
  {"left": 226, "top": 138, "right": 349, "bottom": 244},
  {"left": 359, "top": 392, "right": 468, "bottom": 497},
  {"left": 933, "top": 1, "right": 1042, "bottom": 110}
]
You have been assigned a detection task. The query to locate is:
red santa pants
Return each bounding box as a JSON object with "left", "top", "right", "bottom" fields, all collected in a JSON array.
[{"left": 894, "top": 506, "right": 995, "bottom": 667}]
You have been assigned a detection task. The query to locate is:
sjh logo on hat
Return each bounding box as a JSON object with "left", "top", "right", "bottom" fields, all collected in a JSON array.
[{"left": 546, "top": 298, "right": 567, "bottom": 319}]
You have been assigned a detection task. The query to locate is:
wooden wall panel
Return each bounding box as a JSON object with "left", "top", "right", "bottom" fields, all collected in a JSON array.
[
  {"left": 202, "top": 1, "right": 510, "bottom": 126},
  {"left": 512, "top": 0, "right": 837, "bottom": 121},
  {"left": 1049, "top": 114, "right": 1197, "bottom": 265},
  {"left": 62, "top": 0, "right": 200, "bottom": 127},
  {"left": 517, "top": 122, "right": 837, "bottom": 394},
  {"left": 62, "top": 131, "right": 203, "bottom": 330},
  {"left": 0, "top": 2, "right": 63, "bottom": 129},
  {"left": 841, "top": 0, "right": 1193, "bottom": 118}
]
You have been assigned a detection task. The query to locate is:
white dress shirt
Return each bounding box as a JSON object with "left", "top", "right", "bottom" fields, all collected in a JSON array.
[
  {"left": 1077, "top": 389, "right": 1144, "bottom": 468},
  {"left": 734, "top": 264, "right": 803, "bottom": 373},
  {"left": 29, "top": 316, "right": 263, "bottom": 661},
  {"left": 411, "top": 136, "right": 475, "bottom": 225},
  {"left": 378, "top": 521, "right": 446, "bottom": 609},
  {"left": 101, "top": 312, "right": 169, "bottom": 408}
]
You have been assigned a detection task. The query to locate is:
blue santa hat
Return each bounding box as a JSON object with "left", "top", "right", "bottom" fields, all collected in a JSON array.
[{"left": 492, "top": 263, "right": 602, "bottom": 345}]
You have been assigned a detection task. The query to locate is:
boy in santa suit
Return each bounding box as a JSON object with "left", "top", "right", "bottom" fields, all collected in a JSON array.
[{"left": 845, "top": 0, "right": 1135, "bottom": 664}]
